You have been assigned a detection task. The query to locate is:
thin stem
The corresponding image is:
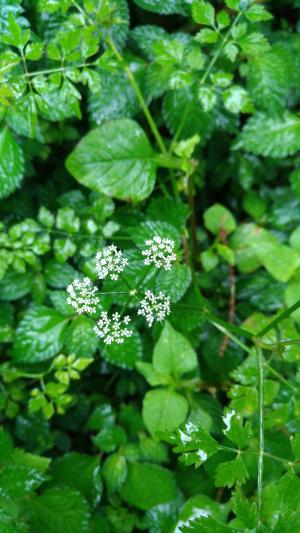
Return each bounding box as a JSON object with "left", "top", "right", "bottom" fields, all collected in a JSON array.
[
  {"left": 107, "top": 34, "right": 168, "bottom": 155},
  {"left": 169, "top": 9, "right": 244, "bottom": 150},
  {"left": 257, "top": 299, "right": 300, "bottom": 337},
  {"left": 220, "top": 445, "right": 299, "bottom": 467},
  {"left": 264, "top": 362, "right": 297, "bottom": 393},
  {"left": 211, "top": 321, "right": 252, "bottom": 354},
  {"left": 256, "top": 347, "right": 264, "bottom": 525},
  {"left": 0, "top": 61, "right": 97, "bottom": 83}
]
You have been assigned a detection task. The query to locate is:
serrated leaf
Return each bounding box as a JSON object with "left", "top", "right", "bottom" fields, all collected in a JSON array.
[
  {"left": 0, "top": 128, "right": 24, "bottom": 199},
  {"left": 143, "top": 389, "right": 189, "bottom": 436},
  {"left": 215, "top": 457, "right": 249, "bottom": 488},
  {"left": 66, "top": 119, "right": 158, "bottom": 202},
  {"left": 240, "top": 112, "right": 300, "bottom": 158},
  {"left": 27, "top": 488, "right": 90, "bottom": 533},
  {"left": 64, "top": 316, "right": 98, "bottom": 358},
  {"left": 163, "top": 85, "right": 215, "bottom": 141},
  {"left": 120, "top": 461, "right": 177, "bottom": 510},
  {"left": 222, "top": 409, "right": 252, "bottom": 449},
  {"left": 101, "top": 331, "right": 143, "bottom": 369},
  {"left": 192, "top": 1, "right": 215, "bottom": 26},
  {"left": 13, "top": 306, "right": 68, "bottom": 363},
  {"left": 153, "top": 321, "right": 197, "bottom": 379},
  {"left": 0, "top": 271, "right": 33, "bottom": 301}
]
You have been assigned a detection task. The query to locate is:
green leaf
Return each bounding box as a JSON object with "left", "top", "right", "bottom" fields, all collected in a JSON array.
[
  {"left": 65, "top": 316, "right": 98, "bottom": 358},
  {"left": 163, "top": 85, "right": 215, "bottom": 141},
  {"left": 204, "top": 204, "right": 236, "bottom": 235},
  {"left": 102, "top": 332, "right": 143, "bottom": 369},
  {"left": 0, "top": 464, "right": 45, "bottom": 499},
  {"left": 231, "top": 492, "right": 258, "bottom": 529},
  {"left": 66, "top": 119, "right": 157, "bottom": 202},
  {"left": 192, "top": 1, "right": 215, "bottom": 26},
  {"left": 13, "top": 306, "right": 68, "bottom": 363},
  {"left": 163, "top": 421, "right": 219, "bottom": 467},
  {"left": 180, "top": 516, "right": 234, "bottom": 532},
  {"left": 245, "top": 4, "right": 273, "bottom": 22},
  {"left": 48, "top": 452, "right": 102, "bottom": 507},
  {"left": 45, "top": 260, "right": 77, "bottom": 288},
  {"left": 143, "top": 389, "right": 189, "bottom": 436},
  {"left": 153, "top": 321, "right": 197, "bottom": 379},
  {"left": 215, "top": 457, "right": 249, "bottom": 488},
  {"left": 102, "top": 453, "right": 127, "bottom": 493},
  {"left": 291, "top": 433, "right": 300, "bottom": 461},
  {"left": 0, "top": 128, "right": 24, "bottom": 199},
  {"left": 222, "top": 409, "right": 252, "bottom": 449},
  {"left": 240, "top": 112, "right": 300, "bottom": 158},
  {"left": 132, "top": 0, "right": 188, "bottom": 15},
  {"left": 120, "top": 462, "right": 177, "bottom": 510},
  {"left": 154, "top": 263, "right": 192, "bottom": 303},
  {"left": 27, "top": 488, "right": 90, "bottom": 533},
  {"left": 0, "top": 271, "right": 33, "bottom": 301}
]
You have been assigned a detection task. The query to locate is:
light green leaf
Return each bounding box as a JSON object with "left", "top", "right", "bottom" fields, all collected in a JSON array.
[
  {"left": 240, "top": 112, "right": 300, "bottom": 158},
  {"left": 215, "top": 457, "right": 249, "bottom": 488},
  {"left": 143, "top": 389, "right": 189, "bottom": 435},
  {"left": 132, "top": 0, "right": 188, "bottom": 15},
  {"left": 153, "top": 321, "right": 197, "bottom": 379},
  {"left": 66, "top": 119, "right": 157, "bottom": 202},
  {"left": 27, "top": 488, "right": 90, "bottom": 533},
  {"left": 204, "top": 204, "right": 236, "bottom": 235},
  {"left": 163, "top": 421, "right": 219, "bottom": 467},
  {"left": 192, "top": 1, "right": 215, "bottom": 26},
  {"left": 120, "top": 462, "right": 177, "bottom": 510},
  {"left": 0, "top": 128, "right": 24, "bottom": 199},
  {"left": 13, "top": 306, "right": 68, "bottom": 363}
]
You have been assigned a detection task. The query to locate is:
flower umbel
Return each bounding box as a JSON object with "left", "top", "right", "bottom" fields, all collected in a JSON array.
[
  {"left": 142, "top": 236, "right": 176, "bottom": 271},
  {"left": 95, "top": 245, "right": 128, "bottom": 281},
  {"left": 138, "top": 290, "right": 170, "bottom": 327},
  {"left": 94, "top": 312, "right": 133, "bottom": 344},
  {"left": 66, "top": 277, "right": 99, "bottom": 314}
]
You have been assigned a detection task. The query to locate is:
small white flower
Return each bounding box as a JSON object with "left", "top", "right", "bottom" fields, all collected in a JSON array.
[
  {"left": 142, "top": 235, "right": 176, "bottom": 271},
  {"left": 94, "top": 311, "right": 133, "bottom": 344},
  {"left": 95, "top": 245, "right": 128, "bottom": 281},
  {"left": 138, "top": 290, "right": 170, "bottom": 327},
  {"left": 66, "top": 277, "right": 99, "bottom": 314}
]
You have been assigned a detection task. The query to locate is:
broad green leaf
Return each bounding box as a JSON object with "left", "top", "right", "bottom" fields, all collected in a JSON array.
[
  {"left": 136, "top": 362, "right": 171, "bottom": 386},
  {"left": 204, "top": 204, "right": 236, "bottom": 235},
  {"left": 174, "top": 495, "right": 228, "bottom": 532},
  {"left": 215, "top": 457, "right": 249, "bottom": 488},
  {"left": 48, "top": 452, "right": 102, "bottom": 507},
  {"left": 0, "top": 127, "right": 24, "bottom": 199},
  {"left": 13, "top": 306, "right": 68, "bottom": 363},
  {"left": 0, "top": 271, "right": 33, "bottom": 301},
  {"left": 143, "top": 389, "right": 188, "bottom": 435},
  {"left": 154, "top": 264, "right": 192, "bottom": 303},
  {"left": 240, "top": 112, "right": 300, "bottom": 158},
  {"left": 120, "top": 462, "right": 177, "bottom": 510},
  {"left": 231, "top": 492, "right": 258, "bottom": 529},
  {"left": 64, "top": 316, "right": 98, "bottom": 358},
  {"left": 153, "top": 321, "right": 197, "bottom": 379},
  {"left": 102, "top": 453, "right": 127, "bottom": 493},
  {"left": 291, "top": 433, "right": 300, "bottom": 460},
  {"left": 44, "top": 260, "right": 77, "bottom": 288},
  {"left": 66, "top": 119, "right": 157, "bottom": 202},
  {"left": 0, "top": 464, "right": 45, "bottom": 499},
  {"left": 27, "top": 488, "right": 90, "bottom": 533}
]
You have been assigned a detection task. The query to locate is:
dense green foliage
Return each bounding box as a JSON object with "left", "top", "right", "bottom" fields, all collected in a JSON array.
[{"left": 1, "top": 0, "right": 300, "bottom": 531}]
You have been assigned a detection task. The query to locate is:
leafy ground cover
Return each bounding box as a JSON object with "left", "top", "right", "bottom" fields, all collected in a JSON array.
[{"left": 1, "top": 0, "right": 300, "bottom": 531}]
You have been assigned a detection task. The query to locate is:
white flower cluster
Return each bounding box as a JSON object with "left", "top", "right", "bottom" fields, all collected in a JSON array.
[
  {"left": 96, "top": 245, "right": 128, "bottom": 281},
  {"left": 138, "top": 290, "right": 170, "bottom": 327},
  {"left": 66, "top": 278, "right": 99, "bottom": 314},
  {"left": 142, "top": 236, "right": 176, "bottom": 271},
  {"left": 94, "top": 311, "right": 133, "bottom": 344}
]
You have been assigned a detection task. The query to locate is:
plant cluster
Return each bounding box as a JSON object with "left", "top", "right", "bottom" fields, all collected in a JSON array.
[{"left": 1, "top": 0, "right": 300, "bottom": 532}]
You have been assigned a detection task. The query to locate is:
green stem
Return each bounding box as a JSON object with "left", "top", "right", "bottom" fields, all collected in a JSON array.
[
  {"left": 107, "top": 34, "right": 168, "bottom": 155},
  {"left": 256, "top": 347, "right": 264, "bottom": 525},
  {"left": 257, "top": 299, "right": 300, "bottom": 337},
  {"left": 0, "top": 61, "right": 96, "bottom": 82},
  {"left": 264, "top": 362, "right": 297, "bottom": 393},
  {"left": 211, "top": 321, "right": 252, "bottom": 354}
]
